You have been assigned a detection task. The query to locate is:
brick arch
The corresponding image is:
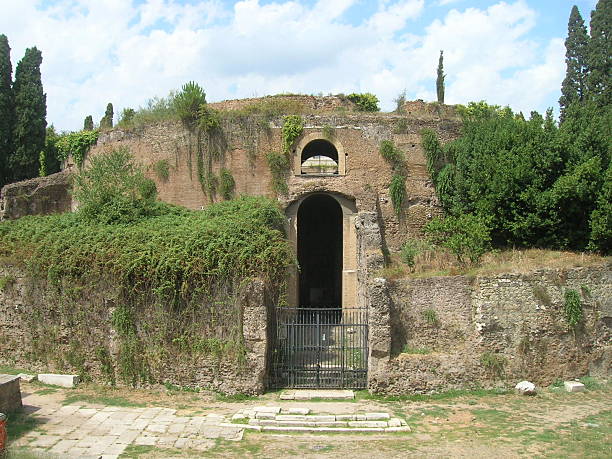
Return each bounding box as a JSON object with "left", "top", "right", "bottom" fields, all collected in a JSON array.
[{"left": 293, "top": 133, "right": 346, "bottom": 176}]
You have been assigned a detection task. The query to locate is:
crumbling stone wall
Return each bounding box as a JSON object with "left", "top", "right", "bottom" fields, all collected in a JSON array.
[
  {"left": 369, "top": 264, "right": 612, "bottom": 394},
  {"left": 0, "top": 264, "right": 271, "bottom": 394},
  {"left": 0, "top": 171, "right": 72, "bottom": 221}
]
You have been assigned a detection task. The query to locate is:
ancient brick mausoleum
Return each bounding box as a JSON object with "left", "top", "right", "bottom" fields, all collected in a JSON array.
[{"left": 1, "top": 95, "right": 610, "bottom": 394}]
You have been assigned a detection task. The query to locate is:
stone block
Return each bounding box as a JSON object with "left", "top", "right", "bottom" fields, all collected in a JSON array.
[
  {"left": 38, "top": 374, "right": 79, "bottom": 388},
  {"left": 231, "top": 413, "right": 247, "bottom": 421},
  {"left": 17, "top": 373, "right": 36, "bottom": 382},
  {"left": 279, "top": 393, "right": 295, "bottom": 400},
  {"left": 515, "top": 381, "right": 537, "bottom": 396},
  {"left": 365, "top": 412, "right": 390, "bottom": 420},
  {"left": 348, "top": 421, "right": 388, "bottom": 428},
  {"left": 284, "top": 408, "right": 310, "bottom": 415},
  {"left": 388, "top": 418, "right": 402, "bottom": 427},
  {"left": 0, "top": 374, "right": 22, "bottom": 413},
  {"left": 336, "top": 414, "right": 357, "bottom": 421},
  {"left": 255, "top": 412, "right": 276, "bottom": 420},
  {"left": 385, "top": 426, "right": 412, "bottom": 432},
  {"left": 275, "top": 414, "right": 306, "bottom": 421},
  {"left": 253, "top": 406, "right": 281, "bottom": 414},
  {"left": 564, "top": 381, "right": 586, "bottom": 392},
  {"left": 308, "top": 415, "right": 336, "bottom": 422}
]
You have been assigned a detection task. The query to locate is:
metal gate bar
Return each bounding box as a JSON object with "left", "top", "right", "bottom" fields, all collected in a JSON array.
[{"left": 270, "top": 307, "right": 368, "bottom": 389}]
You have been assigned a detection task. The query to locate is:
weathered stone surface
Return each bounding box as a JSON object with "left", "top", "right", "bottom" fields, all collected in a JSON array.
[
  {"left": 254, "top": 412, "right": 276, "bottom": 420},
  {"left": 38, "top": 374, "right": 79, "bottom": 388},
  {"left": 0, "top": 374, "right": 22, "bottom": 412},
  {"left": 284, "top": 408, "right": 310, "bottom": 415},
  {"left": 515, "top": 381, "right": 537, "bottom": 396},
  {"left": 365, "top": 413, "right": 390, "bottom": 420},
  {"left": 564, "top": 381, "right": 586, "bottom": 393},
  {"left": 253, "top": 406, "right": 281, "bottom": 414},
  {"left": 275, "top": 415, "right": 306, "bottom": 421},
  {"left": 348, "top": 421, "right": 388, "bottom": 428},
  {"left": 388, "top": 418, "right": 402, "bottom": 427}
]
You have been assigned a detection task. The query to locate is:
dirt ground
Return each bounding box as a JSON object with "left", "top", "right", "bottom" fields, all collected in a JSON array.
[{"left": 5, "top": 378, "right": 612, "bottom": 458}]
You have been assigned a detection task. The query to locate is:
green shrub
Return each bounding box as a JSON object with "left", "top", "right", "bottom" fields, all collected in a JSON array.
[
  {"left": 480, "top": 352, "right": 507, "bottom": 378},
  {"left": 379, "top": 140, "right": 405, "bottom": 165},
  {"left": 563, "top": 289, "right": 583, "bottom": 328},
  {"left": 400, "top": 240, "right": 420, "bottom": 267},
  {"left": 421, "top": 309, "right": 439, "bottom": 326},
  {"left": 401, "top": 345, "right": 430, "bottom": 354},
  {"left": 72, "top": 147, "right": 160, "bottom": 224},
  {"left": 219, "top": 168, "right": 235, "bottom": 200},
  {"left": 424, "top": 214, "right": 492, "bottom": 264},
  {"left": 346, "top": 93, "right": 380, "bottom": 112},
  {"left": 281, "top": 115, "right": 303, "bottom": 154},
  {"left": 389, "top": 173, "right": 406, "bottom": 216},
  {"left": 153, "top": 159, "right": 170, "bottom": 182}
]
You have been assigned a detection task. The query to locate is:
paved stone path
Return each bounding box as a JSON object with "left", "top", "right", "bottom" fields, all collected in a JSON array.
[{"left": 13, "top": 392, "right": 244, "bottom": 458}]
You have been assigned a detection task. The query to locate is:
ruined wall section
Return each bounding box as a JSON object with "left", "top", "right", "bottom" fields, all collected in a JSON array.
[
  {"left": 371, "top": 264, "right": 612, "bottom": 394},
  {"left": 89, "top": 110, "right": 460, "bottom": 250},
  {"left": 0, "top": 171, "right": 72, "bottom": 221},
  {"left": 0, "top": 264, "right": 271, "bottom": 394}
]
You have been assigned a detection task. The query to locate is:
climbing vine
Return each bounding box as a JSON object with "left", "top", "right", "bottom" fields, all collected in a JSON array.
[
  {"left": 380, "top": 140, "right": 407, "bottom": 216},
  {"left": 219, "top": 168, "right": 235, "bottom": 200},
  {"left": 266, "top": 151, "right": 290, "bottom": 196},
  {"left": 55, "top": 130, "right": 99, "bottom": 166},
  {"left": 563, "top": 289, "right": 583, "bottom": 329},
  {"left": 281, "top": 115, "right": 303, "bottom": 154}
]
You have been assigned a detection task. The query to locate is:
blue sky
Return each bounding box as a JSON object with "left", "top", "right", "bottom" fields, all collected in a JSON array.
[{"left": 0, "top": 0, "right": 601, "bottom": 131}]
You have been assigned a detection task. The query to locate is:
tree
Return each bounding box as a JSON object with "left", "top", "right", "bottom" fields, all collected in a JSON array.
[
  {"left": 436, "top": 50, "right": 445, "bottom": 104},
  {"left": 587, "top": 0, "right": 611, "bottom": 106},
  {"left": 11, "top": 47, "right": 46, "bottom": 183},
  {"left": 0, "top": 34, "right": 14, "bottom": 188},
  {"left": 100, "top": 103, "right": 113, "bottom": 129},
  {"left": 83, "top": 115, "right": 93, "bottom": 131},
  {"left": 559, "top": 6, "right": 589, "bottom": 120},
  {"left": 41, "top": 125, "right": 61, "bottom": 176}
]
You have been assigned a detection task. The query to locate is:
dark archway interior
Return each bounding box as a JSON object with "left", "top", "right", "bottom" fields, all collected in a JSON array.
[
  {"left": 297, "top": 194, "right": 343, "bottom": 308},
  {"left": 301, "top": 140, "right": 339, "bottom": 174}
]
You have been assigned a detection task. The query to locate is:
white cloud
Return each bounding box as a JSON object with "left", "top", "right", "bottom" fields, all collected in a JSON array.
[
  {"left": 438, "top": 0, "right": 463, "bottom": 6},
  {"left": 0, "top": 0, "right": 566, "bottom": 131}
]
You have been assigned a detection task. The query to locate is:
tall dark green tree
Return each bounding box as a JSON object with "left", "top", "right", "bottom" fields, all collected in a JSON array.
[
  {"left": 83, "top": 115, "right": 93, "bottom": 131},
  {"left": 436, "top": 50, "right": 445, "bottom": 104},
  {"left": 11, "top": 47, "right": 46, "bottom": 182},
  {"left": 559, "top": 6, "right": 590, "bottom": 120},
  {"left": 100, "top": 103, "right": 113, "bottom": 130},
  {"left": 587, "top": 0, "right": 611, "bottom": 106},
  {"left": 0, "top": 34, "right": 14, "bottom": 188}
]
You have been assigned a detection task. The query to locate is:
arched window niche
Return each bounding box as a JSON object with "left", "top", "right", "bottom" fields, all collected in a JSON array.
[{"left": 294, "top": 133, "right": 346, "bottom": 176}]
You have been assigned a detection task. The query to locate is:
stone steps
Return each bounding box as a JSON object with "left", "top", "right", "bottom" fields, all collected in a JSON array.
[{"left": 231, "top": 406, "right": 410, "bottom": 433}]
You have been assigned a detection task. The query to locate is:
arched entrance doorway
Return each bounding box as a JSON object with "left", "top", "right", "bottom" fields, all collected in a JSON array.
[
  {"left": 270, "top": 192, "right": 368, "bottom": 389},
  {"left": 297, "top": 194, "right": 342, "bottom": 308}
]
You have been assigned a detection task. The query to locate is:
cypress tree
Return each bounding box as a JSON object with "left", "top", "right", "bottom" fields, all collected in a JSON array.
[
  {"left": 0, "top": 34, "right": 14, "bottom": 188},
  {"left": 100, "top": 103, "right": 113, "bottom": 130},
  {"left": 83, "top": 115, "right": 93, "bottom": 131},
  {"left": 11, "top": 47, "right": 46, "bottom": 182},
  {"left": 436, "top": 50, "right": 445, "bottom": 104},
  {"left": 587, "top": 0, "right": 611, "bottom": 106},
  {"left": 559, "top": 6, "right": 590, "bottom": 120}
]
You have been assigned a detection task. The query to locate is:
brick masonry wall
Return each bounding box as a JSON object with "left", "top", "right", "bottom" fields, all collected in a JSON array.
[
  {"left": 0, "top": 265, "right": 271, "bottom": 395},
  {"left": 370, "top": 264, "right": 612, "bottom": 394}
]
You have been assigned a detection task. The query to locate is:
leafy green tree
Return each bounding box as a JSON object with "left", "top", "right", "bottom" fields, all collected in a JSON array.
[
  {"left": 346, "top": 93, "right": 380, "bottom": 112},
  {"left": 172, "top": 81, "right": 206, "bottom": 127},
  {"left": 11, "top": 47, "right": 46, "bottom": 182},
  {"left": 559, "top": 6, "right": 589, "bottom": 120},
  {"left": 42, "top": 125, "right": 61, "bottom": 175},
  {"left": 436, "top": 50, "right": 445, "bottom": 104},
  {"left": 0, "top": 35, "right": 14, "bottom": 188},
  {"left": 587, "top": 0, "right": 611, "bottom": 106},
  {"left": 119, "top": 108, "right": 135, "bottom": 126},
  {"left": 100, "top": 103, "right": 114, "bottom": 130},
  {"left": 83, "top": 115, "right": 93, "bottom": 131}
]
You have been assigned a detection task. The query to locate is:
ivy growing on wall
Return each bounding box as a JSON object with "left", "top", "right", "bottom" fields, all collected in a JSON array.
[
  {"left": 281, "top": 115, "right": 303, "bottom": 154},
  {"left": 379, "top": 140, "right": 407, "bottom": 216},
  {"left": 266, "top": 151, "right": 289, "bottom": 196},
  {"left": 55, "top": 129, "right": 99, "bottom": 166}
]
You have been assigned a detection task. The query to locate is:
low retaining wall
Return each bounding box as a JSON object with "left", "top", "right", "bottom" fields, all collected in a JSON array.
[
  {"left": 370, "top": 264, "right": 611, "bottom": 394},
  {"left": 0, "top": 375, "right": 22, "bottom": 413}
]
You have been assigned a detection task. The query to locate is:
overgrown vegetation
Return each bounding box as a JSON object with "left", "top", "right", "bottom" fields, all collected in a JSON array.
[
  {"left": 266, "top": 151, "right": 289, "bottom": 196},
  {"left": 424, "top": 214, "right": 492, "bottom": 265},
  {"left": 281, "top": 115, "right": 303, "bottom": 154},
  {"left": 55, "top": 129, "right": 99, "bottom": 166},
  {"left": 219, "top": 168, "right": 235, "bottom": 200},
  {"left": 480, "top": 351, "right": 507, "bottom": 378},
  {"left": 346, "top": 93, "right": 380, "bottom": 112},
  {"left": 152, "top": 159, "right": 170, "bottom": 182},
  {"left": 563, "top": 288, "right": 583, "bottom": 329},
  {"left": 0, "top": 149, "right": 293, "bottom": 385},
  {"left": 379, "top": 140, "right": 407, "bottom": 216}
]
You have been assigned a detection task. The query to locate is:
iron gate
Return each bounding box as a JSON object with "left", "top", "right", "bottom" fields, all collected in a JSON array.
[{"left": 270, "top": 307, "right": 368, "bottom": 389}]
